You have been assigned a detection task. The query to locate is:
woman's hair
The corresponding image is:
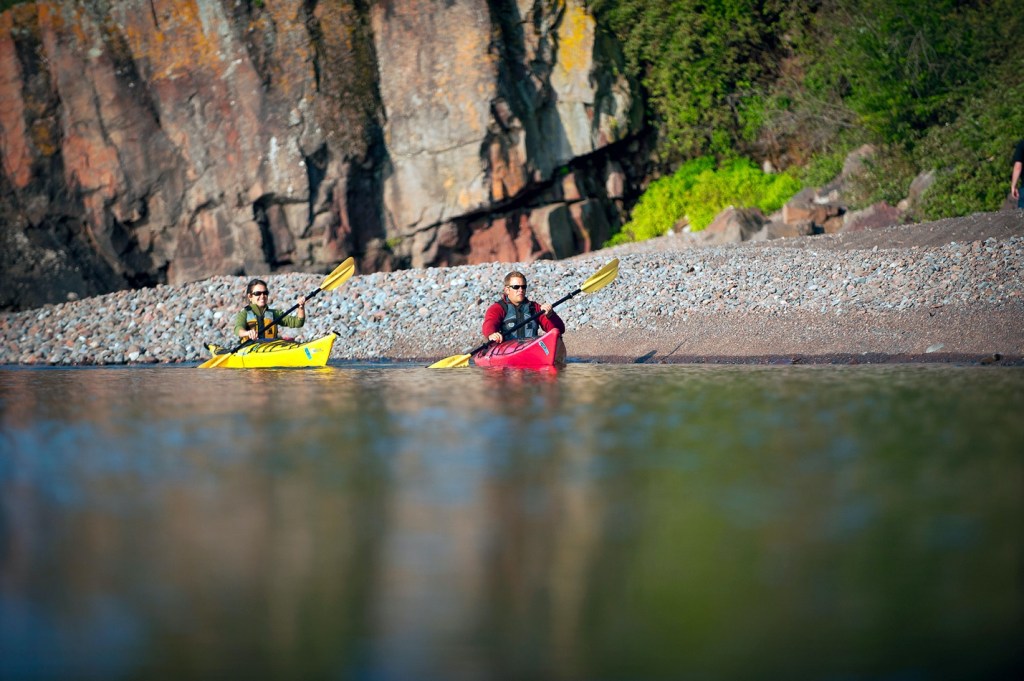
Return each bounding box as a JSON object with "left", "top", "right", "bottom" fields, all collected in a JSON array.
[{"left": 245, "top": 278, "right": 269, "bottom": 296}]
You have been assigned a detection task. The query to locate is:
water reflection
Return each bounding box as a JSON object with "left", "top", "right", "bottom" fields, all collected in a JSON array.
[{"left": 1, "top": 364, "right": 1022, "bottom": 680}]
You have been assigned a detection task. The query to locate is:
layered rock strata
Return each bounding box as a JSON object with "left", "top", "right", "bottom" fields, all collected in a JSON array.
[{"left": 0, "top": 0, "right": 643, "bottom": 310}]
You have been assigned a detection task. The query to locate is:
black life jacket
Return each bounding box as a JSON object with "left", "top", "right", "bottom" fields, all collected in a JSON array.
[{"left": 498, "top": 298, "right": 539, "bottom": 340}]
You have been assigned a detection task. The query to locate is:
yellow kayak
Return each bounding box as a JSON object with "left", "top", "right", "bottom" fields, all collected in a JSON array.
[{"left": 204, "top": 333, "right": 336, "bottom": 368}]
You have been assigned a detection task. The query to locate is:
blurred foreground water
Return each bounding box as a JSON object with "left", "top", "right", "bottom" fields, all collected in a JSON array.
[{"left": 1, "top": 363, "right": 1022, "bottom": 681}]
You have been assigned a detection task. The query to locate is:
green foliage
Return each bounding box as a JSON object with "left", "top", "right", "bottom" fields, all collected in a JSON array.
[
  {"left": 796, "top": 150, "right": 847, "bottom": 189},
  {"left": 607, "top": 158, "right": 801, "bottom": 245},
  {"left": 0, "top": 0, "right": 29, "bottom": 10},
  {"left": 806, "top": 0, "right": 1024, "bottom": 217},
  {"left": 591, "top": 0, "right": 800, "bottom": 162},
  {"left": 607, "top": 157, "right": 714, "bottom": 244},
  {"left": 800, "top": 0, "right": 986, "bottom": 145},
  {"left": 594, "top": 0, "right": 1022, "bottom": 224},
  {"left": 842, "top": 147, "right": 918, "bottom": 210},
  {"left": 912, "top": 63, "right": 1024, "bottom": 219}
]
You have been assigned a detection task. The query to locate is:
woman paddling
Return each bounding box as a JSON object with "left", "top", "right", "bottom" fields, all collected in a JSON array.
[{"left": 234, "top": 279, "right": 307, "bottom": 341}]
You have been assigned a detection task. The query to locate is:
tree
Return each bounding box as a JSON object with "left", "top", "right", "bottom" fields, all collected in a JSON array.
[{"left": 591, "top": 0, "right": 806, "bottom": 163}]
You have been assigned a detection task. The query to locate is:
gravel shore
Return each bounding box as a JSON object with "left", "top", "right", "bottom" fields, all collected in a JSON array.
[{"left": 2, "top": 210, "right": 1022, "bottom": 366}]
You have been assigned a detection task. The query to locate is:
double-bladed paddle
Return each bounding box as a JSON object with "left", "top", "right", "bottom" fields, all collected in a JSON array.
[
  {"left": 198, "top": 257, "right": 356, "bottom": 369},
  {"left": 428, "top": 258, "right": 619, "bottom": 368}
]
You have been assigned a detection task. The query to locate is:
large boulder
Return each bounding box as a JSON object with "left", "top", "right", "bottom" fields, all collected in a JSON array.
[
  {"left": 697, "top": 207, "right": 768, "bottom": 245},
  {"left": 843, "top": 202, "right": 904, "bottom": 232}
]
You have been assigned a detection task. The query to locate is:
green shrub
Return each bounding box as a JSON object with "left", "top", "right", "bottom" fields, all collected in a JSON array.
[
  {"left": 913, "top": 61, "right": 1024, "bottom": 219},
  {"left": 591, "top": 0, "right": 799, "bottom": 163},
  {"left": 828, "top": 28, "right": 1024, "bottom": 220},
  {"left": 607, "top": 158, "right": 801, "bottom": 245},
  {"left": 797, "top": 151, "right": 848, "bottom": 189},
  {"left": 606, "top": 157, "right": 714, "bottom": 246},
  {"left": 842, "top": 146, "right": 919, "bottom": 210},
  {"left": 595, "top": 0, "right": 1021, "bottom": 224},
  {"left": 801, "top": 0, "right": 982, "bottom": 145}
]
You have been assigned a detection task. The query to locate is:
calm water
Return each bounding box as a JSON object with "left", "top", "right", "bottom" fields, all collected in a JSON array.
[{"left": 0, "top": 363, "right": 1021, "bottom": 681}]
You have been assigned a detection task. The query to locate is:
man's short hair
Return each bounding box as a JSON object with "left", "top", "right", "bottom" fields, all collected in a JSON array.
[{"left": 503, "top": 271, "right": 527, "bottom": 286}]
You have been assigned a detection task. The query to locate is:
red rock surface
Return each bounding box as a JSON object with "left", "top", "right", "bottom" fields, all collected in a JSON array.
[{"left": 0, "top": 0, "right": 644, "bottom": 311}]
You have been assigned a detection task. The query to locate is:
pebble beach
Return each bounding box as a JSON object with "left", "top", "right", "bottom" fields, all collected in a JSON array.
[{"left": 2, "top": 211, "right": 1022, "bottom": 366}]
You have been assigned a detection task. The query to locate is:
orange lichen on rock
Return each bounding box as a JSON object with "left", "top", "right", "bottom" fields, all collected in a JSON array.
[
  {"left": 557, "top": 1, "right": 594, "bottom": 75},
  {"left": 120, "top": 0, "right": 228, "bottom": 82}
]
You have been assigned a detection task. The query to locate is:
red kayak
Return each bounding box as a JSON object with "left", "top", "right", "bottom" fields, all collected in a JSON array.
[{"left": 473, "top": 328, "right": 565, "bottom": 368}]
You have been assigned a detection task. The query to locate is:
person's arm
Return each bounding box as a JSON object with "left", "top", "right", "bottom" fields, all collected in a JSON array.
[
  {"left": 482, "top": 302, "right": 504, "bottom": 342},
  {"left": 278, "top": 315, "right": 305, "bottom": 328},
  {"left": 537, "top": 304, "right": 566, "bottom": 334},
  {"left": 1011, "top": 141, "right": 1024, "bottom": 199},
  {"left": 234, "top": 308, "right": 256, "bottom": 340},
  {"left": 277, "top": 296, "right": 307, "bottom": 328}
]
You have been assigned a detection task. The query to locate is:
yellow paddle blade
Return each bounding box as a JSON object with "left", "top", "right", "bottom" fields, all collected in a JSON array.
[
  {"left": 320, "top": 256, "right": 356, "bottom": 291},
  {"left": 197, "top": 351, "right": 232, "bottom": 369},
  {"left": 581, "top": 258, "right": 619, "bottom": 294},
  {"left": 428, "top": 354, "right": 471, "bottom": 369}
]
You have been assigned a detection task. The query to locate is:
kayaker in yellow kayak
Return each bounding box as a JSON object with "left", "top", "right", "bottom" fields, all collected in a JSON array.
[
  {"left": 234, "top": 279, "right": 307, "bottom": 341},
  {"left": 483, "top": 271, "right": 565, "bottom": 343}
]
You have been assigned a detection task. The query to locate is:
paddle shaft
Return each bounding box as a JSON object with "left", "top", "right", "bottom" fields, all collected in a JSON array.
[
  {"left": 226, "top": 283, "right": 325, "bottom": 354},
  {"left": 466, "top": 287, "right": 580, "bottom": 357}
]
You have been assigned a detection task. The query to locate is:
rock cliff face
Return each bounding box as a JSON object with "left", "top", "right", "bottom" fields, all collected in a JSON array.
[{"left": 0, "top": 0, "right": 645, "bottom": 310}]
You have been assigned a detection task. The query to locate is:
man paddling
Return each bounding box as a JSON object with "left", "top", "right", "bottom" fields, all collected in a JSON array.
[
  {"left": 483, "top": 271, "right": 566, "bottom": 354},
  {"left": 234, "top": 279, "right": 307, "bottom": 341},
  {"left": 428, "top": 259, "right": 616, "bottom": 369}
]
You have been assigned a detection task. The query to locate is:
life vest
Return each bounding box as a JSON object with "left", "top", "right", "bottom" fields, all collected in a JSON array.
[
  {"left": 242, "top": 305, "right": 280, "bottom": 339},
  {"left": 498, "top": 299, "right": 539, "bottom": 340}
]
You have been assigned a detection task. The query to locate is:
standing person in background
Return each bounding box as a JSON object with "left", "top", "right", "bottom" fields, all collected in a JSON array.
[
  {"left": 1011, "top": 139, "right": 1024, "bottom": 208},
  {"left": 234, "top": 279, "right": 306, "bottom": 341},
  {"left": 482, "top": 271, "right": 566, "bottom": 360}
]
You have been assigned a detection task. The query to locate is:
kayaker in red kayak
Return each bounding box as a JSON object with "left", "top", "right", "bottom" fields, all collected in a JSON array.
[
  {"left": 482, "top": 271, "right": 566, "bottom": 346},
  {"left": 234, "top": 279, "right": 307, "bottom": 341}
]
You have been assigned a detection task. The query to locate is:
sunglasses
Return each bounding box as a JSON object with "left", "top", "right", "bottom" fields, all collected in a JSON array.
[
  {"left": 506, "top": 284, "right": 527, "bottom": 290},
  {"left": 250, "top": 290, "right": 269, "bottom": 297}
]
